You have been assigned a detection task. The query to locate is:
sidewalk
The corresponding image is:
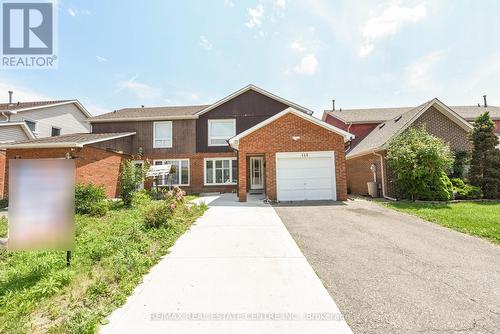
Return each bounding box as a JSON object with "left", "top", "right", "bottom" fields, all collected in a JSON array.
[{"left": 100, "top": 193, "right": 352, "bottom": 334}]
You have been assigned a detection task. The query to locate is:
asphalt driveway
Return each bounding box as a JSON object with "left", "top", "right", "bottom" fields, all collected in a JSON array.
[{"left": 274, "top": 199, "right": 500, "bottom": 334}]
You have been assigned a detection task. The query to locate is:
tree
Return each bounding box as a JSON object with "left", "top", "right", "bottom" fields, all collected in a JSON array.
[
  {"left": 387, "top": 126, "right": 454, "bottom": 201},
  {"left": 119, "top": 159, "right": 150, "bottom": 207},
  {"left": 469, "top": 112, "right": 500, "bottom": 198}
]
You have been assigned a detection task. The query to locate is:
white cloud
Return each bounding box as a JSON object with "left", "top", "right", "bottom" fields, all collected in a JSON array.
[
  {"left": 96, "top": 56, "right": 108, "bottom": 62},
  {"left": 68, "top": 8, "right": 77, "bottom": 16},
  {"left": 294, "top": 53, "right": 318, "bottom": 75},
  {"left": 359, "top": 3, "right": 427, "bottom": 56},
  {"left": 199, "top": 35, "right": 212, "bottom": 50},
  {"left": 290, "top": 41, "right": 306, "bottom": 52},
  {"left": 275, "top": 0, "right": 286, "bottom": 9},
  {"left": 224, "top": 0, "right": 234, "bottom": 8},
  {"left": 115, "top": 77, "right": 162, "bottom": 100},
  {"left": 406, "top": 50, "right": 445, "bottom": 89},
  {"left": 245, "top": 4, "right": 264, "bottom": 28}
]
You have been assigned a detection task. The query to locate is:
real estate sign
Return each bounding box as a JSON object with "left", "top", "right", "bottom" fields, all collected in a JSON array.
[{"left": 8, "top": 159, "right": 74, "bottom": 251}]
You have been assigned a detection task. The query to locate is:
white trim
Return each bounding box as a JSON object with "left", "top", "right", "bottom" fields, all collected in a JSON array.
[
  {"left": 249, "top": 156, "right": 264, "bottom": 190},
  {"left": 195, "top": 84, "right": 315, "bottom": 116},
  {"left": 153, "top": 121, "right": 173, "bottom": 148},
  {"left": 0, "top": 132, "right": 136, "bottom": 149},
  {"left": 152, "top": 159, "right": 190, "bottom": 186},
  {"left": 203, "top": 157, "right": 238, "bottom": 186},
  {"left": 207, "top": 119, "right": 236, "bottom": 147},
  {"left": 275, "top": 151, "right": 337, "bottom": 201},
  {"left": 228, "top": 107, "right": 355, "bottom": 150},
  {"left": 0, "top": 121, "right": 36, "bottom": 139},
  {"left": 89, "top": 115, "right": 199, "bottom": 123}
]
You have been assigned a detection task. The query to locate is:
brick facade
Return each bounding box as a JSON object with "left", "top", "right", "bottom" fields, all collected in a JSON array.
[
  {"left": 4, "top": 146, "right": 128, "bottom": 198},
  {"left": 236, "top": 112, "right": 348, "bottom": 202},
  {"left": 346, "top": 153, "right": 382, "bottom": 195}
]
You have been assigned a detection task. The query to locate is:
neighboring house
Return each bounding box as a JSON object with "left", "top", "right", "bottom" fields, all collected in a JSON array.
[
  {"left": 4, "top": 84, "right": 354, "bottom": 201},
  {"left": 0, "top": 95, "right": 93, "bottom": 197},
  {"left": 323, "top": 98, "right": 474, "bottom": 198}
]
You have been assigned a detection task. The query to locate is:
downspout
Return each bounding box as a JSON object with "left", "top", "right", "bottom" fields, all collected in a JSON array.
[
  {"left": 0, "top": 112, "right": 9, "bottom": 122},
  {"left": 373, "top": 151, "right": 396, "bottom": 200}
]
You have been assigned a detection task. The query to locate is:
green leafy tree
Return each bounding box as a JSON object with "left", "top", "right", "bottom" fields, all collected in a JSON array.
[
  {"left": 387, "top": 126, "right": 454, "bottom": 201},
  {"left": 119, "top": 159, "right": 150, "bottom": 207},
  {"left": 469, "top": 112, "right": 500, "bottom": 198}
]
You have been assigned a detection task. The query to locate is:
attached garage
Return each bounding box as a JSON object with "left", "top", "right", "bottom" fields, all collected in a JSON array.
[
  {"left": 276, "top": 151, "right": 336, "bottom": 201},
  {"left": 229, "top": 107, "right": 354, "bottom": 202}
]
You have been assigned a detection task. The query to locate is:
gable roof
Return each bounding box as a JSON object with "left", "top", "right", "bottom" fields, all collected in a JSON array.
[
  {"left": 0, "top": 100, "right": 92, "bottom": 118},
  {"left": 89, "top": 84, "right": 315, "bottom": 122},
  {"left": 346, "top": 98, "right": 473, "bottom": 159},
  {"left": 1, "top": 132, "right": 135, "bottom": 149},
  {"left": 89, "top": 105, "right": 208, "bottom": 122},
  {"left": 228, "top": 107, "right": 354, "bottom": 150},
  {"left": 195, "top": 84, "right": 314, "bottom": 116},
  {"left": 323, "top": 105, "right": 500, "bottom": 123},
  {"left": 0, "top": 121, "right": 36, "bottom": 141}
]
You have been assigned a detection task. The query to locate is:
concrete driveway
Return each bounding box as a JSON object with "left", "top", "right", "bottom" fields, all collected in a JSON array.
[
  {"left": 274, "top": 199, "right": 500, "bottom": 334},
  {"left": 101, "top": 194, "right": 352, "bottom": 334}
]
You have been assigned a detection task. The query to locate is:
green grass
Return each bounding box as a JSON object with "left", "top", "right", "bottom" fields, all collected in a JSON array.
[
  {"left": 381, "top": 201, "right": 500, "bottom": 244},
  {"left": 0, "top": 199, "right": 207, "bottom": 333}
]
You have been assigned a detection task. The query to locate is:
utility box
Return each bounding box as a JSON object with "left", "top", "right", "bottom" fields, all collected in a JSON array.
[{"left": 367, "top": 181, "right": 379, "bottom": 198}]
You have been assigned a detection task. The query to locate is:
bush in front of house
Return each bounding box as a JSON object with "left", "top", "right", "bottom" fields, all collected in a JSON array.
[
  {"left": 75, "top": 184, "right": 109, "bottom": 216},
  {"left": 387, "top": 126, "right": 455, "bottom": 201},
  {"left": 469, "top": 112, "right": 500, "bottom": 199},
  {"left": 143, "top": 201, "right": 173, "bottom": 228},
  {"left": 0, "top": 197, "right": 8, "bottom": 209},
  {"left": 450, "top": 178, "right": 483, "bottom": 200},
  {"left": 131, "top": 189, "right": 153, "bottom": 207},
  {"left": 119, "top": 159, "right": 150, "bottom": 207}
]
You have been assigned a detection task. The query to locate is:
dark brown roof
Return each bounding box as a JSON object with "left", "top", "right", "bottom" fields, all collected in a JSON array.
[
  {"left": 1, "top": 132, "right": 135, "bottom": 148},
  {"left": 0, "top": 100, "right": 72, "bottom": 111},
  {"left": 90, "top": 105, "right": 210, "bottom": 122},
  {"left": 326, "top": 105, "right": 500, "bottom": 123}
]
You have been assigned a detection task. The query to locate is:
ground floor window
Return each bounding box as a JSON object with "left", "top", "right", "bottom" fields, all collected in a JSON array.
[
  {"left": 153, "top": 159, "right": 189, "bottom": 186},
  {"left": 204, "top": 158, "right": 238, "bottom": 185}
]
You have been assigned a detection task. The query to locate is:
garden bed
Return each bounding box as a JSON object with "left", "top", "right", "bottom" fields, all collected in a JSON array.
[{"left": 0, "top": 196, "right": 207, "bottom": 333}]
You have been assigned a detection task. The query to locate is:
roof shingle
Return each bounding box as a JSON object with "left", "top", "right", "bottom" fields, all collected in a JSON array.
[
  {"left": 89, "top": 105, "right": 210, "bottom": 121},
  {"left": 0, "top": 100, "right": 72, "bottom": 111},
  {"left": 1, "top": 132, "right": 135, "bottom": 148}
]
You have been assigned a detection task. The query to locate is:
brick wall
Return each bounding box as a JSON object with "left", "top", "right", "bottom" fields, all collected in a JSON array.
[
  {"left": 346, "top": 153, "right": 382, "bottom": 195},
  {"left": 237, "top": 112, "right": 348, "bottom": 201},
  {"left": 4, "top": 146, "right": 128, "bottom": 198}
]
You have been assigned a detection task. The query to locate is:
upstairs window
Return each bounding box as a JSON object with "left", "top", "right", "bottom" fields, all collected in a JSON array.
[
  {"left": 24, "top": 120, "right": 37, "bottom": 132},
  {"left": 153, "top": 121, "right": 173, "bottom": 148},
  {"left": 208, "top": 119, "right": 236, "bottom": 146},
  {"left": 51, "top": 127, "right": 61, "bottom": 136}
]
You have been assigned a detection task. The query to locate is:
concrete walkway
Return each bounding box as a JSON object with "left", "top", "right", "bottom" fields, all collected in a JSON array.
[{"left": 100, "top": 194, "right": 352, "bottom": 334}]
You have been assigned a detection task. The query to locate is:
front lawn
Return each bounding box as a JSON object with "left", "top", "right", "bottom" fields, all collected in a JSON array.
[
  {"left": 0, "top": 199, "right": 207, "bottom": 333},
  {"left": 381, "top": 201, "right": 500, "bottom": 244}
]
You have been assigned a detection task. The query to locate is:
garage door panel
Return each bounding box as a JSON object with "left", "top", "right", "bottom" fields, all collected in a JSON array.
[{"left": 276, "top": 153, "right": 336, "bottom": 201}]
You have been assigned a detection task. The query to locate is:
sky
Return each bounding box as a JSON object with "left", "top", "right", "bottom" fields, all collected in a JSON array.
[{"left": 1, "top": 0, "right": 500, "bottom": 117}]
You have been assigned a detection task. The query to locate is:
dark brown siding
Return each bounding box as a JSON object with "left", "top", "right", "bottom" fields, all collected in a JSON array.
[
  {"left": 92, "top": 120, "right": 196, "bottom": 155},
  {"left": 196, "top": 90, "right": 290, "bottom": 152},
  {"left": 90, "top": 135, "right": 134, "bottom": 154}
]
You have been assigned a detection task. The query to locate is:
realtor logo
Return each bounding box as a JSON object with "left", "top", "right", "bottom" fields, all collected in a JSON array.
[{"left": 1, "top": 1, "right": 57, "bottom": 68}]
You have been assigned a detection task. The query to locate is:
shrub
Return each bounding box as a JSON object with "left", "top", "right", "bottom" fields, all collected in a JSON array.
[
  {"left": 143, "top": 202, "right": 172, "bottom": 228},
  {"left": 75, "top": 184, "right": 108, "bottom": 216},
  {"left": 451, "top": 178, "right": 483, "bottom": 200},
  {"left": 131, "top": 189, "right": 152, "bottom": 207},
  {"left": 451, "top": 151, "right": 469, "bottom": 179},
  {"left": 164, "top": 186, "right": 186, "bottom": 210},
  {"left": 387, "top": 126, "right": 454, "bottom": 201},
  {"left": 119, "top": 159, "right": 149, "bottom": 207},
  {"left": 0, "top": 197, "right": 8, "bottom": 209}
]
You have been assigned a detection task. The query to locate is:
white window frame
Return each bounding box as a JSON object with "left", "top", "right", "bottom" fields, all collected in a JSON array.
[
  {"left": 204, "top": 157, "right": 238, "bottom": 185},
  {"left": 207, "top": 119, "right": 236, "bottom": 147},
  {"left": 153, "top": 159, "right": 190, "bottom": 186},
  {"left": 51, "top": 126, "right": 61, "bottom": 137},
  {"left": 153, "top": 121, "right": 173, "bottom": 148}
]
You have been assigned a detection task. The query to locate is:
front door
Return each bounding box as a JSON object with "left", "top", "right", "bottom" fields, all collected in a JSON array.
[{"left": 250, "top": 156, "right": 264, "bottom": 190}]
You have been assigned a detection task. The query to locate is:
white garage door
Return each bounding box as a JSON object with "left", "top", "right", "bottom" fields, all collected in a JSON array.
[{"left": 276, "top": 152, "right": 336, "bottom": 201}]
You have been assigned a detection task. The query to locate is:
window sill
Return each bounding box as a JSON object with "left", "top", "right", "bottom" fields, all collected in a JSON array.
[{"left": 204, "top": 183, "right": 237, "bottom": 186}]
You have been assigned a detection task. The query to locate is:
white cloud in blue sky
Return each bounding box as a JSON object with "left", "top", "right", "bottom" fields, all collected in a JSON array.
[{"left": 1, "top": 0, "right": 500, "bottom": 116}]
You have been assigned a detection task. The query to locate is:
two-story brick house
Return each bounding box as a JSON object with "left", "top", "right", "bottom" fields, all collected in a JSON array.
[{"left": 4, "top": 85, "right": 354, "bottom": 202}]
